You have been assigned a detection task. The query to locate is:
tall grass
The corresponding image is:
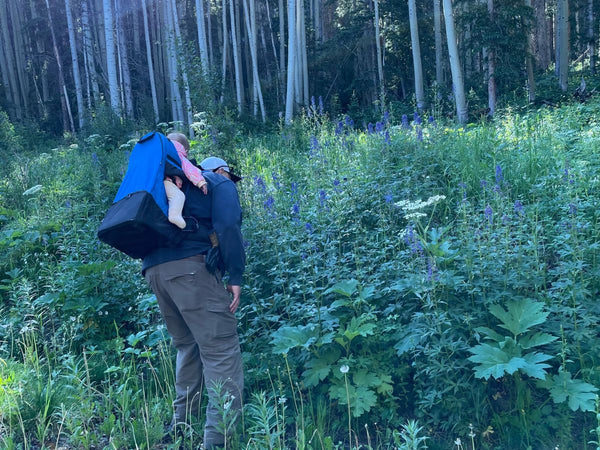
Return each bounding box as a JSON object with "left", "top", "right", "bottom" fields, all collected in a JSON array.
[{"left": 1, "top": 99, "right": 600, "bottom": 448}]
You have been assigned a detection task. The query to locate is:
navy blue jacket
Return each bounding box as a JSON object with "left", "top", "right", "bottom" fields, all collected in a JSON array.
[{"left": 142, "top": 171, "right": 246, "bottom": 285}]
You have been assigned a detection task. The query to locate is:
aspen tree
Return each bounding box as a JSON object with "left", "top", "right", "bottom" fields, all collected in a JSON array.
[
  {"left": 285, "top": 0, "right": 296, "bottom": 123},
  {"left": 442, "top": 0, "right": 468, "bottom": 123},
  {"left": 65, "top": 0, "right": 85, "bottom": 127},
  {"left": 102, "top": 0, "right": 120, "bottom": 115},
  {"left": 142, "top": 0, "right": 159, "bottom": 123},
  {"left": 408, "top": 0, "right": 425, "bottom": 110}
]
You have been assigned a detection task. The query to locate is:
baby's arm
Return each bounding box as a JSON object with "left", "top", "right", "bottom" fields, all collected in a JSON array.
[{"left": 180, "top": 155, "right": 208, "bottom": 194}]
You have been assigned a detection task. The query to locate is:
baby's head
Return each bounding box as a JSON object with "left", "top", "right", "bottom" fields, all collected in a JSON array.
[{"left": 167, "top": 132, "right": 190, "bottom": 156}]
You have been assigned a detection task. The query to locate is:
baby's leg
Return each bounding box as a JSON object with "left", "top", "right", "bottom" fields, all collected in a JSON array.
[{"left": 164, "top": 179, "right": 186, "bottom": 229}]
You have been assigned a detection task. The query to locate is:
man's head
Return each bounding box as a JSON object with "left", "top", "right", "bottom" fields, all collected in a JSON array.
[{"left": 200, "top": 157, "right": 242, "bottom": 183}]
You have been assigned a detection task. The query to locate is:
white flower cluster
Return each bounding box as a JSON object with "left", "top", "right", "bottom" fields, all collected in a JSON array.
[
  {"left": 395, "top": 195, "right": 446, "bottom": 220},
  {"left": 395, "top": 195, "right": 446, "bottom": 211}
]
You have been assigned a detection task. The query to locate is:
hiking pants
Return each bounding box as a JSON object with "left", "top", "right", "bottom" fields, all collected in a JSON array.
[{"left": 145, "top": 255, "right": 244, "bottom": 447}]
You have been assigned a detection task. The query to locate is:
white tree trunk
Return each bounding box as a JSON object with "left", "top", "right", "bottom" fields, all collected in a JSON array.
[
  {"left": 434, "top": 0, "right": 443, "bottom": 87},
  {"left": 442, "top": 0, "right": 468, "bottom": 123},
  {"left": 221, "top": 0, "right": 229, "bottom": 104},
  {"left": 243, "top": 0, "right": 266, "bottom": 121},
  {"left": 230, "top": 0, "right": 243, "bottom": 114},
  {"left": 298, "top": 0, "right": 309, "bottom": 106},
  {"left": 196, "top": 0, "right": 210, "bottom": 75},
  {"left": 373, "top": 0, "right": 384, "bottom": 109},
  {"left": 8, "top": 0, "right": 29, "bottom": 115},
  {"left": 65, "top": 0, "right": 85, "bottom": 127},
  {"left": 285, "top": 0, "right": 296, "bottom": 123},
  {"left": 557, "top": 0, "right": 569, "bottom": 91},
  {"left": 102, "top": 0, "right": 120, "bottom": 115},
  {"left": 82, "top": 0, "right": 100, "bottom": 107},
  {"left": 408, "top": 0, "right": 425, "bottom": 110},
  {"left": 142, "top": 0, "right": 159, "bottom": 123},
  {"left": 279, "top": 0, "right": 285, "bottom": 90},
  {"left": 524, "top": 0, "right": 536, "bottom": 102},
  {"left": 587, "top": 0, "right": 595, "bottom": 73},
  {"left": 115, "top": 0, "right": 134, "bottom": 119},
  {"left": 45, "top": 0, "right": 75, "bottom": 131},
  {"left": 169, "top": 0, "right": 194, "bottom": 129},
  {"left": 486, "top": 0, "right": 496, "bottom": 116},
  {"left": 164, "top": 0, "right": 184, "bottom": 122},
  {"left": 0, "top": 0, "right": 21, "bottom": 118}
]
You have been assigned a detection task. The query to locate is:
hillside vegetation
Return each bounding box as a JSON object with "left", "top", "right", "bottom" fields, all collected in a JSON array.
[{"left": 1, "top": 100, "right": 600, "bottom": 449}]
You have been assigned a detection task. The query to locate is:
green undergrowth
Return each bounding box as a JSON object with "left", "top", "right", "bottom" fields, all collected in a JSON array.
[{"left": 1, "top": 99, "right": 600, "bottom": 448}]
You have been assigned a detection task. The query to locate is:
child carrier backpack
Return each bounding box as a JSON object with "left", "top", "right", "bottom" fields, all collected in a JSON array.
[{"left": 97, "top": 132, "right": 184, "bottom": 259}]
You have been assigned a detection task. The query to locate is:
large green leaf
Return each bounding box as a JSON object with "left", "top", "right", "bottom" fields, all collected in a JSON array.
[
  {"left": 468, "top": 342, "right": 526, "bottom": 379},
  {"left": 328, "top": 384, "right": 378, "bottom": 417},
  {"left": 302, "top": 348, "right": 341, "bottom": 387},
  {"left": 519, "top": 332, "right": 558, "bottom": 350},
  {"left": 489, "top": 298, "right": 548, "bottom": 337},
  {"left": 541, "top": 369, "right": 599, "bottom": 412},
  {"left": 325, "top": 279, "right": 359, "bottom": 297},
  {"left": 519, "top": 352, "right": 553, "bottom": 380},
  {"left": 271, "top": 324, "right": 320, "bottom": 354}
]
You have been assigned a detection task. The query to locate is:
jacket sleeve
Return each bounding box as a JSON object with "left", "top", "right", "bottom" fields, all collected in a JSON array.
[{"left": 211, "top": 179, "right": 246, "bottom": 285}]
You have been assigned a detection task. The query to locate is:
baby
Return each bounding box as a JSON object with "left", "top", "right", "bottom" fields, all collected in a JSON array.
[{"left": 164, "top": 132, "right": 207, "bottom": 229}]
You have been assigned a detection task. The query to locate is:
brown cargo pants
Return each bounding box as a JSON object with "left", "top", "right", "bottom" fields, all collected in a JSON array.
[{"left": 145, "top": 254, "right": 244, "bottom": 448}]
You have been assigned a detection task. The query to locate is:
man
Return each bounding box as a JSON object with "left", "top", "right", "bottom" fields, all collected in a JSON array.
[{"left": 143, "top": 156, "right": 245, "bottom": 448}]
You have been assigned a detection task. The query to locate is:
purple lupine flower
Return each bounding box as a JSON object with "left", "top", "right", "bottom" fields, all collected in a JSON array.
[
  {"left": 311, "top": 96, "right": 316, "bottom": 110},
  {"left": 569, "top": 203, "right": 577, "bottom": 214},
  {"left": 514, "top": 200, "right": 524, "bottom": 215},
  {"left": 384, "top": 193, "right": 393, "bottom": 203},
  {"left": 480, "top": 180, "right": 488, "bottom": 188},
  {"left": 384, "top": 131, "right": 391, "bottom": 145},
  {"left": 428, "top": 116, "right": 436, "bottom": 126},
  {"left": 307, "top": 107, "right": 312, "bottom": 117},
  {"left": 345, "top": 115, "right": 354, "bottom": 127},
  {"left": 383, "top": 110, "right": 390, "bottom": 123},
  {"left": 495, "top": 165, "right": 503, "bottom": 185},
  {"left": 301, "top": 252, "right": 308, "bottom": 259},
  {"left": 263, "top": 196, "right": 275, "bottom": 211},
  {"left": 333, "top": 178, "right": 340, "bottom": 187},
  {"left": 484, "top": 204, "right": 493, "bottom": 223},
  {"left": 305, "top": 222, "right": 314, "bottom": 233},
  {"left": 272, "top": 172, "right": 282, "bottom": 190},
  {"left": 254, "top": 176, "right": 267, "bottom": 193},
  {"left": 493, "top": 184, "right": 501, "bottom": 194},
  {"left": 402, "top": 114, "right": 410, "bottom": 129},
  {"left": 92, "top": 153, "right": 99, "bottom": 165},
  {"left": 368, "top": 123, "right": 374, "bottom": 134},
  {"left": 375, "top": 121, "right": 384, "bottom": 133},
  {"left": 458, "top": 182, "right": 467, "bottom": 189},
  {"left": 427, "top": 258, "right": 435, "bottom": 282},
  {"left": 318, "top": 96, "right": 324, "bottom": 115},
  {"left": 319, "top": 189, "right": 327, "bottom": 207},
  {"left": 335, "top": 121, "right": 344, "bottom": 136},
  {"left": 292, "top": 202, "right": 300, "bottom": 215},
  {"left": 413, "top": 112, "right": 422, "bottom": 125},
  {"left": 310, "top": 136, "right": 320, "bottom": 154},
  {"left": 291, "top": 182, "right": 299, "bottom": 196},
  {"left": 501, "top": 214, "right": 509, "bottom": 225},
  {"left": 65, "top": 200, "right": 72, "bottom": 209},
  {"left": 416, "top": 127, "right": 423, "bottom": 142},
  {"left": 563, "top": 167, "right": 569, "bottom": 182}
]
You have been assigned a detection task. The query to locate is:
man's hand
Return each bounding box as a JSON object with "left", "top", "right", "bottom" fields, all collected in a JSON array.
[{"left": 227, "top": 285, "right": 241, "bottom": 313}]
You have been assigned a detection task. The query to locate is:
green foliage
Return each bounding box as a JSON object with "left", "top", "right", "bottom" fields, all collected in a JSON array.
[
  {"left": 468, "top": 298, "right": 556, "bottom": 380},
  {"left": 2, "top": 98, "right": 600, "bottom": 447}
]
